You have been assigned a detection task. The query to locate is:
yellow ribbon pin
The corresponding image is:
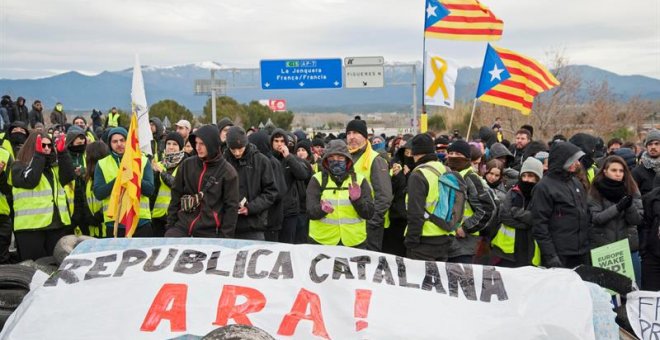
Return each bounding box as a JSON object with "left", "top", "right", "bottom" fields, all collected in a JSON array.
[{"left": 426, "top": 56, "right": 449, "bottom": 100}]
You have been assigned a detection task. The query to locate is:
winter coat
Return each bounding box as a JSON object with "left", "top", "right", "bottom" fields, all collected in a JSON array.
[
  {"left": 224, "top": 143, "right": 278, "bottom": 234},
  {"left": 641, "top": 188, "right": 660, "bottom": 258},
  {"left": 271, "top": 128, "right": 312, "bottom": 217},
  {"left": 166, "top": 125, "right": 239, "bottom": 237},
  {"left": 50, "top": 107, "right": 67, "bottom": 126},
  {"left": 490, "top": 143, "right": 518, "bottom": 189},
  {"left": 248, "top": 131, "right": 286, "bottom": 230},
  {"left": 149, "top": 117, "right": 165, "bottom": 161},
  {"left": 588, "top": 191, "right": 642, "bottom": 251},
  {"left": 509, "top": 144, "right": 528, "bottom": 171},
  {"left": 10, "top": 97, "right": 29, "bottom": 124},
  {"left": 28, "top": 104, "right": 44, "bottom": 129},
  {"left": 495, "top": 185, "right": 536, "bottom": 265},
  {"left": 530, "top": 142, "right": 591, "bottom": 259},
  {"left": 350, "top": 142, "right": 393, "bottom": 231},
  {"left": 388, "top": 147, "right": 408, "bottom": 221},
  {"left": 632, "top": 160, "right": 656, "bottom": 195}
]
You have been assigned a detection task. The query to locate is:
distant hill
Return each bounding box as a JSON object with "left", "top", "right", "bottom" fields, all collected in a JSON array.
[{"left": 1, "top": 62, "right": 658, "bottom": 113}]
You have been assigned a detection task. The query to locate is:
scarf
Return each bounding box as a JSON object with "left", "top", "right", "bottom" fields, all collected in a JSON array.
[
  {"left": 348, "top": 141, "right": 373, "bottom": 172},
  {"left": 518, "top": 181, "right": 536, "bottom": 201},
  {"left": 412, "top": 154, "right": 438, "bottom": 170},
  {"left": 487, "top": 179, "right": 502, "bottom": 189},
  {"left": 163, "top": 151, "right": 185, "bottom": 169},
  {"left": 594, "top": 176, "right": 626, "bottom": 203},
  {"left": 640, "top": 152, "right": 660, "bottom": 173},
  {"left": 445, "top": 157, "right": 471, "bottom": 172}
]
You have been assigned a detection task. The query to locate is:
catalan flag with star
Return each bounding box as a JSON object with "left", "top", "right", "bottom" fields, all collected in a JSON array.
[
  {"left": 106, "top": 111, "right": 143, "bottom": 237},
  {"left": 424, "top": 0, "right": 503, "bottom": 41},
  {"left": 476, "top": 44, "right": 560, "bottom": 115}
]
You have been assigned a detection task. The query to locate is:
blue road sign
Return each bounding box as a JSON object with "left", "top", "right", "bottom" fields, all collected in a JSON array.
[{"left": 260, "top": 58, "right": 343, "bottom": 90}]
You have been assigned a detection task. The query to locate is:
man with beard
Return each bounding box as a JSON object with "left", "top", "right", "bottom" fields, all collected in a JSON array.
[
  {"left": 345, "top": 118, "right": 392, "bottom": 251},
  {"left": 225, "top": 127, "right": 278, "bottom": 241},
  {"left": 530, "top": 141, "right": 590, "bottom": 268},
  {"left": 633, "top": 130, "right": 660, "bottom": 195},
  {"left": 509, "top": 129, "right": 532, "bottom": 171}
]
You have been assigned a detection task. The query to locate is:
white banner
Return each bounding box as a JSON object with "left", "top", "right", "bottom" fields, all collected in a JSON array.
[
  {"left": 132, "top": 54, "right": 153, "bottom": 156},
  {"left": 424, "top": 51, "right": 458, "bottom": 109},
  {"left": 626, "top": 290, "right": 660, "bottom": 340},
  {"left": 1, "top": 239, "right": 595, "bottom": 339}
]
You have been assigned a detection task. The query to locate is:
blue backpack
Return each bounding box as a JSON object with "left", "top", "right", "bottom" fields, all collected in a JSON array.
[{"left": 415, "top": 164, "right": 467, "bottom": 232}]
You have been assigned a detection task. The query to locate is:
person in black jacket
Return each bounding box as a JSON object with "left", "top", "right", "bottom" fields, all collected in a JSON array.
[
  {"left": 225, "top": 127, "right": 278, "bottom": 240},
  {"left": 382, "top": 139, "right": 411, "bottom": 257},
  {"left": 530, "top": 141, "right": 590, "bottom": 268},
  {"left": 165, "top": 125, "right": 239, "bottom": 238},
  {"left": 633, "top": 129, "right": 660, "bottom": 195},
  {"left": 10, "top": 97, "right": 29, "bottom": 124},
  {"left": 294, "top": 139, "right": 315, "bottom": 244},
  {"left": 271, "top": 128, "right": 311, "bottom": 243},
  {"left": 641, "top": 176, "right": 660, "bottom": 291},
  {"left": 249, "top": 131, "right": 286, "bottom": 242},
  {"left": 28, "top": 100, "right": 45, "bottom": 129}
]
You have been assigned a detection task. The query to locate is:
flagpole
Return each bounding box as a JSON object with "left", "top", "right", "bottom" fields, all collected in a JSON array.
[
  {"left": 420, "top": 1, "right": 427, "bottom": 134},
  {"left": 466, "top": 98, "right": 478, "bottom": 139},
  {"left": 113, "top": 190, "right": 124, "bottom": 238}
]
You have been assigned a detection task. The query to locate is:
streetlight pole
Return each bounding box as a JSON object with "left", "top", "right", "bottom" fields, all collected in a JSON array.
[
  {"left": 211, "top": 69, "right": 217, "bottom": 125},
  {"left": 412, "top": 63, "right": 418, "bottom": 134}
]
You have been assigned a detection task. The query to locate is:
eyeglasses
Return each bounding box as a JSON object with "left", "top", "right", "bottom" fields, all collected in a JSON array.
[{"left": 42, "top": 143, "right": 52, "bottom": 149}]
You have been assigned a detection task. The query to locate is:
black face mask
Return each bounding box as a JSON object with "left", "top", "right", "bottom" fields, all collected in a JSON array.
[
  {"left": 9, "top": 132, "right": 27, "bottom": 145},
  {"left": 68, "top": 144, "right": 86, "bottom": 154},
  {"left": 404, "top": 156, "right": 415, "bottom": 170},
  {"left": 445, "top": 157, "right": 471, "bottom": 171},
  {"left": 45, "top": 152, "right": 57, "bottom": 166},
  {"left": 518, "top": 181, "right": 536, "bottom": 199}
]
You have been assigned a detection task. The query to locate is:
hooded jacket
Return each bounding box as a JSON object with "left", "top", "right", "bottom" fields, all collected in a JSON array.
[
  {"left": 632, "top": 153, "right": 657, "bottom": 195},
  {"left": 224, "top": 143, "right": 278, "bottom": 234},
  {"left": 249, "top": 131, "right": 286, "bottom": 230},
  {"left": 166, "top": 125, "right": 239, "bottom": 237},
  {"left": 149, "top": 117, "right": 165, "bottom": 161},
  {"left": 490, "top": 142, "right": 518, "bottom": 189},
  {"left": 271, "top": 128, "right": 312, "bottom": 217},
  {"left": 478, "top": 126, "right": 498, "bottom": 149},
  {"left": 11, "top": 97, "right": 29, "bottom": 124},
  {"left": 28, "top": 102, "right": 44, "bottom": 129},
  {"left": 641, "top": 187, "right": 660, "bottom": 259},
  {"left": 217, "top": 118, "right": 234, "bottom": 157},
  {"left": 306, "top": 140, "right": 374, "bottom": 222},
  {"left": 50, "top": 105, "right": 67, "bottom": 126},
  {"left": 530, "top": 142, "right": 590, "bottom": 260}
]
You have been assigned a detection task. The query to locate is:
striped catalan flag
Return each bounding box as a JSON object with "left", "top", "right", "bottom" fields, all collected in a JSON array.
[
  {"left": 424, "top": 0, "right": 503, "bottom": 41},
  {"left": 477, "top": 44, "right": 560, "bottom": 115}
]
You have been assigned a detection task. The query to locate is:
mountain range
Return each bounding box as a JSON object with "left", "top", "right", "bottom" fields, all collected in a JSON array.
[{"left": 0, "top": 62, "right": 658, "bottom": 113}]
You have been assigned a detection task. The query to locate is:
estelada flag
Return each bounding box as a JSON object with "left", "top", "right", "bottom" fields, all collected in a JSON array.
[
  {"left": 424, "top": 0, "right": 503, "bottom": 41},
  {"left": 476, "top": 44, "right": 560, "bottom": 115},
  {"left": 106, "top": 112, "right": 142, "bottom": 237}
]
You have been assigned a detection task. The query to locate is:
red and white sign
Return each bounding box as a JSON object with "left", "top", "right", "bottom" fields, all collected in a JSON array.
[{"left": 269, "top": 99, "right": 287, "bottom": 112}]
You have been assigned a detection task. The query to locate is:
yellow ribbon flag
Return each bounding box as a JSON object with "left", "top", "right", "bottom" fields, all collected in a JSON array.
[{"left": 424, "top": 51, "right": 459, "bottom": 109}]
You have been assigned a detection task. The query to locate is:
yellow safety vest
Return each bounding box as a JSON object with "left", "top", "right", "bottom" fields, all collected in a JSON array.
[
  {"left": 86, "top": 130, "right": 96, "bottom": 143},
  {"left": 86, "top": 180, "right": 106, "bottom": 238},
  {"left": 0, "top": 149, "right": 10, "bottom": 215},
  {"left": 587, "top": 165, "right": 597, "bottom": 184},
  {"left": 152, "top": 164, "right": 178, "bottom": 218},
  {"left": 404, "top": 161, "right": 455, "bottom": 237},
  {"left": 491, "top": 223, "right": 541, "bottom": 266},
  {"left": 107, "top": 113, "right": 120, "bottom": 128},
  {"left": 309, "top": 172, "right": 368, "bottom": 247},
  {"left": 1, "top": 139, "right": 13, "bottom": 160},
  {"left": 13, "top": 166, "right": 71, "bottom": 231},
  {"left": 353, "top": 146, "right": 390, "bottom": 228},
  {"left": 97, "top": 154, "right": 151, "bottom": 223}
]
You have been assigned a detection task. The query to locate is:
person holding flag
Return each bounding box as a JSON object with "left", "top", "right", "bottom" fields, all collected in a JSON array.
[{"left": 93, "top": 126, "right": 155, "bottom": 237}]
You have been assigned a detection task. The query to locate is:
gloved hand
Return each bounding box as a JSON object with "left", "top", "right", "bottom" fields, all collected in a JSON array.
[
  {"left": 320, "top": 200, "right": 334, "bottom": 214},
  {"left": 35, "top": 135, "right": 44, "bottom": 154},
  {"left": 616, "top": 195, "right": 633, "bottom": 211},
  {"left": 56, "top": 134, "right": 66, "bottom": 153},
  {"left": 544, "top": 256, "right": 564, "bottom": 268},
  {"left": 348, "top": 182, "right": 361, "bottom": 201}
]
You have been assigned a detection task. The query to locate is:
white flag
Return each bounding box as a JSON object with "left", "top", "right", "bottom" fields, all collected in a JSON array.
[
  {"left": 131, "top": 54, "right": 153, "bottom": 155},
  {"left": 424, "top": 51, "right": 458, "bottom": 108}
]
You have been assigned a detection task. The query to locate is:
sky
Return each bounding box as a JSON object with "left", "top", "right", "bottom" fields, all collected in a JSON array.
[{"left": 0, "top": 0, "right": 658, "bottom": 79}]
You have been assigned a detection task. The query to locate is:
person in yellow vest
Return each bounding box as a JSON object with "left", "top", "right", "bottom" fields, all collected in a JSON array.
[
  {"left": 11, "top": 132, "right": 75, "bottom": 260},
  {"left": 404, "top": 133, "right": 452, "bottom": 261},
  {"left": 72, "top": 116, "right": 96, "bottom": 143},
  {"left": 104, "top": 107, "right": 120, "bottom": 129},
  {"left": 93, "top": 127, "right": 155, "bottom": 237},
  {"left": 307, "top": 139, "right": 374, "bottom": 248},
  {"left": 65, "top": 126, "right": 90, "bottom": 235},
  {"left": 445, "top": 140, "right": 496, "bottom": 263},
  {"left": 84, "top": 142, "right": 110, "bottom": 237},
  {"left": 0, "top": 147, "right": 12, "bottom": 263},
  {"left": 491, "top": 157, "right": 544, "bottom": 267},
  {"left": 345, "top": 118, "right": 392, "bottom": 251},
  {"left": 151, "top": 132, "right": 186, "bottom": 237}
]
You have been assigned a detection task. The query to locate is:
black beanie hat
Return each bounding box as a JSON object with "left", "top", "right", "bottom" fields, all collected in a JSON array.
[
  {"left": 226, "top": 126, "right": 248, "bottom": 149},
  {"left": 346, "top": 119, "right": 368, "bottom": 139},
  {"left": 411, "top": 133, "right": 435, "bottom": 155},
  {"left": 165, "top": 132, "right": 184, "bottom": 150},
  {"left": 447, "top": 140, "right": 471, "bottom": 159},
  {"left": 312, "top": 138, "right": 325, "bottom": 148}
]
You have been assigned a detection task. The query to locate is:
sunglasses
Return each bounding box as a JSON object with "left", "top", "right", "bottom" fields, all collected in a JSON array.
[{"left": 42, "top": 143, "right": 52, "bottom": 149}]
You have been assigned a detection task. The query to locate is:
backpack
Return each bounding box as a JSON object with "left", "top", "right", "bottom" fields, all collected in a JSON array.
[
  {"left": 415, "top": 164, "right": 467, "bottom": 232},
  {"left": 465, "top": 171, "right": 501, "bottom": 235}
]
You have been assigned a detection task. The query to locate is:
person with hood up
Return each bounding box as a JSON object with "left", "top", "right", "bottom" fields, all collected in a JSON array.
[
  {"left": 224, "top": 127, "right": 278, "bottom": 240},
  {"left": 50, "top": 102, "right": 67, "bottom": 126},
  {"left": 569, "top": 133, "right": 599, "bottom": 184},
  {"left": 28, "top": 100, "right": 45, "bottom": 129},
  {"left": 93, "top": 127, "right": 155, "bottom": 237},
  {"left": 633, "top": 129, "right": 660, "bottom": 195},
  {"left": 3, "top": 121, "right": 29, "bottom": 159},
  {"left": 530, "top": 141, "right": 590, "bottom": 268},
  {"left": 249, "top": 131, "right": 287, "bottom": 241},
  {"left": 271, "top": 128, "right": 312, "bottom": 243},
  {"left": 345, "top": 118, "right": 393, "bottom": 251},
  {"left": 64, "top": 126, "right": 91, "bottom": 235},
  {"left": 83, "top": 142, "right": 109, "bottom": 237},
  {"left": 217, "top": 117, "right": 234, "bottom": 157},
  {"left": 445, "top": 140, "right": 496, "bottom": 263},
  {"left": 165, "top": 125, "right": 239, "bottom": 238},
  {"left": 294, "top": 139, "right": 316, "bottom": 244},
  {"left": 12, "top": 132, "right": 74, "bottom": 260},
  {"left": 404, "top": 133, "right": 453, "bottom": 260},
  {"left": 151, "top": 132, "right": 186, "bottom": 237},
  {"left": 90, "top": 109, "right": 103, "bottom": 131},
  {"left": 72, "top": 116, "right": 96, "bottom": 143},
  {"left": 489, "top": 142, "right": 519, "bottom": 189},
  {"left": 0, "top": 96, "right": 11, "bottom": 131},
  {"left": 491, "top": 157, "right": 544, "bottom": 267},
  {"left": 307, "top": 139, "right": 374, "bottom": 247},
  {"left": 149, "top": 117, "right": 165, "bottom": 162},
  {"left": 478, "top": 126, "right": 498, "bottom": 150},
  {"left": 10, "top": 96, "right": 29, "bottom": 124}
]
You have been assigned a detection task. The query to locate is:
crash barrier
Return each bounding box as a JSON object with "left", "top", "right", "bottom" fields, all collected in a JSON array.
[{"left": 0, "top": 238, "right": 603, "bottom": 339}]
